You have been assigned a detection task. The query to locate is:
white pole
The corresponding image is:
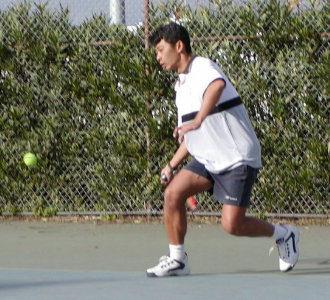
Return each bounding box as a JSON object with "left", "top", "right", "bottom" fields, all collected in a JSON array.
[{"left": 109, "top": 0, "right": 125, "bottom": 25}]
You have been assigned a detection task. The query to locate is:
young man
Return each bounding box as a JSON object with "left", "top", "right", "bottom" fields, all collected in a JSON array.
[{"left": 146, "top": 22, "right": 299, "bottom": 277}]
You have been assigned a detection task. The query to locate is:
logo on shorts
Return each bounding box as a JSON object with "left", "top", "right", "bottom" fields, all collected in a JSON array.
[{"left": 225, "top": 195, "right": 238, "bottom": 201}]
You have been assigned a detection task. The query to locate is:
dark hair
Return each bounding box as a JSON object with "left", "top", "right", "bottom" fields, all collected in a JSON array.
[{"left": 149, "top": 22, "right": 192, "bottom": 54}]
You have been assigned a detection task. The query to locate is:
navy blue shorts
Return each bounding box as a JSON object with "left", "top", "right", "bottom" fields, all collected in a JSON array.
[{"left": 183, "top": 159, "right": 259, "bottom": 207}]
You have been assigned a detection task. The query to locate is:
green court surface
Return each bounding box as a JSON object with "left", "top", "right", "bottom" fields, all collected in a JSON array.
[{"left": 0, "top": 221, "right": 329, "bottom": 299}]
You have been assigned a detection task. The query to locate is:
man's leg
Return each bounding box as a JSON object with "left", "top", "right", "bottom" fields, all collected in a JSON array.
[
  {"left": 221, "top": 204, "right": 274, "bottom": 237},
  {"left": 163, "top": 169, "right": 212, "bottom": 245},
  {"left": 221, "top": 204, "right": 299, "bottom": 272},
  {"left": 146, "top": 169, "right": 212, "bottom": 277}
]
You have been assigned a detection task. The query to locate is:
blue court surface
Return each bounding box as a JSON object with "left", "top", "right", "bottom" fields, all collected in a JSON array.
[{"left": 0, "top": 221, "right": 329, "bottom": 299}]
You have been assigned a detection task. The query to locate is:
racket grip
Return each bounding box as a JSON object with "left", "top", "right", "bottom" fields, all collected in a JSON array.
[{"left": 187, "top": 196, "right": 197, "bottom": 211}]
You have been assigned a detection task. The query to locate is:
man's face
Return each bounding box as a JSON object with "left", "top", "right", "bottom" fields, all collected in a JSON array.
[{"left": 154, "top": 39, "right": 180, "bottom": 71}]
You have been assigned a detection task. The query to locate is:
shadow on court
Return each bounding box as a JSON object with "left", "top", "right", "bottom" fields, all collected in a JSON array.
[
  {"left": 0, "top": 221, "right": 329, "bottom": 299},
  {"left": 0, "top": 276, "right": 111, "bottom": 291}
]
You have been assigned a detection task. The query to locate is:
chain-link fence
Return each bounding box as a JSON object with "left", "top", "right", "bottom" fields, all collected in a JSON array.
[{"left": 0, "top": 0, "right": 329, "bottom": 217}]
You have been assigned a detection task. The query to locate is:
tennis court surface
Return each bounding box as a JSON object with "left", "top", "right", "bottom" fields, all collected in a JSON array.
[{"left": 1, "top": 220, "right": 329, "bottom": 299}]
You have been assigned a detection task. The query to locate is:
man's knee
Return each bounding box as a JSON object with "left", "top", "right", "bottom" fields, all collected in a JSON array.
[
  {"left": 163, "top": 186, "right": 182, "bottom": 210},
  {"left": 221, "top": 215, "right": 244, "bottom": 236},
  {"left": 220, "top": 205, "right": 248, "bottom": 236}
]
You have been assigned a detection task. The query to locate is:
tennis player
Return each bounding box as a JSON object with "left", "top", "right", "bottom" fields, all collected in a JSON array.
[{"left": 146, "top": 22, "right": 299, "bottom": 277}]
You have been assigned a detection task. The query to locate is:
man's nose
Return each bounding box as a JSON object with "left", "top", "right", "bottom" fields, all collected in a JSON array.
[{"left": 156, "top": 53, "right": 161, "bottom": 63}]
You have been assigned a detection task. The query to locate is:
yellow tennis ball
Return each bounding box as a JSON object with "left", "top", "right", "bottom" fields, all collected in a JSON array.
[{"left": 23, "top": 152, "right": 37, "bottom": 166}]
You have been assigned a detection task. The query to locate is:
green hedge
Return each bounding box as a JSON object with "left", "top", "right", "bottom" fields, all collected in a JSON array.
[{"left": 0, "top": 1, "right": 329, "bottom": 216}]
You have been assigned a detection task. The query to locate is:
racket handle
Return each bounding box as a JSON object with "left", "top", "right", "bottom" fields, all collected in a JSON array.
[{"left": 187, "top": 196, "right": 197, "bottom": 211}]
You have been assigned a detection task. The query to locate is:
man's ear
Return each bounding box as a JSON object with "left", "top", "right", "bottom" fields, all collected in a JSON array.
[{"left": 176, "top": 40, "right": 185, "bottom": 53}]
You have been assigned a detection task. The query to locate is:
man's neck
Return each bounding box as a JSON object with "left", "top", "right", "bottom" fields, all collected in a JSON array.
[{"left": 177, "top": 54, "right": 194, "bottom": 73}]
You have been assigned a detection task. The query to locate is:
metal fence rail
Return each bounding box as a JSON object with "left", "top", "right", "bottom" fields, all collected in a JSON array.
[{"left": 0, "top": 0, "right": 329, "bottom": 217}]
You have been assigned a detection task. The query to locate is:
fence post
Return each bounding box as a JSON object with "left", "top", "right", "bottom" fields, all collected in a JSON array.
[
  {"left": 109, "top": 0, "right": 125, "bottom": 25},
  {"left": 143, "top": 0, "right": 153, "bottom": 214},
  {"left": 144, "top": 0, "right": 150, "bottom": 49}
]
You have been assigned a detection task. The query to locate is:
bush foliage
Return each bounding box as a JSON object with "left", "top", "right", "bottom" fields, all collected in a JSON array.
[{"left": 0, "top": 0, "right": 329, "bottom": 216}]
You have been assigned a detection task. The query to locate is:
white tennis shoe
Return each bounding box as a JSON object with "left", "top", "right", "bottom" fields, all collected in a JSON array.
[
  {"left": 146, "top": 254, "right": 190, "bottom": 277},
  {"left": 276, "top": 225, "right": 300, "bottom": 272}
]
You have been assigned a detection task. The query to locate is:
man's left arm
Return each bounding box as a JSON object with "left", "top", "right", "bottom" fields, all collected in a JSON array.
[{"left": 174, "top": 79, "right": 225, "bottom": 143}]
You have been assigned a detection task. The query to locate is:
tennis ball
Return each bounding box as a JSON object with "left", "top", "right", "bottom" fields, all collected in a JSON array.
[{"left": 23, "top": 152, "right": 37, "bottom": 166}]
